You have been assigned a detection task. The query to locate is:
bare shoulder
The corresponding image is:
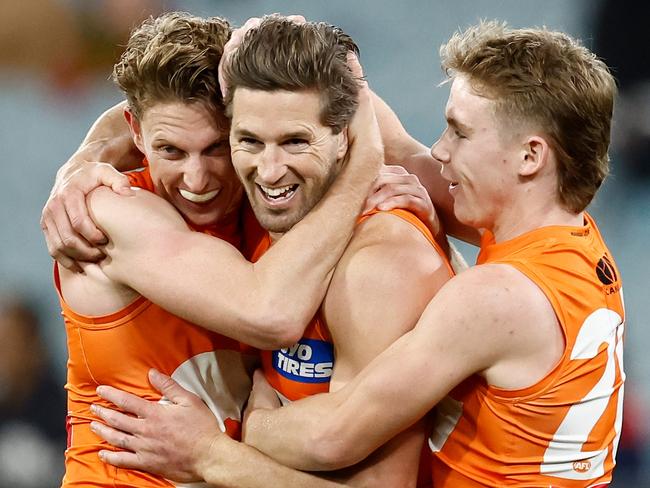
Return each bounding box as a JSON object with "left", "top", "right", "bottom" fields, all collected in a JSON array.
[
  {"left": 336, "top": 211, "right": 449, "bottom": 288},
  {"left": 324, "top": 211, "right": 450, "bottom": 342},
  {"left": 427, "top": 263, "right": 563, "bottom": 388},
  {"left": 349, "top": 211, "right": 443, "bottom": 260},
  {"left": 87, "top": 186, "right": 186, "bottom": 236}
]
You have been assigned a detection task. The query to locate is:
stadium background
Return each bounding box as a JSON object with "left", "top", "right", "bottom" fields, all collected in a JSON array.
[{"left": 1, "top": 0, "right": 648, "bottom": 485}]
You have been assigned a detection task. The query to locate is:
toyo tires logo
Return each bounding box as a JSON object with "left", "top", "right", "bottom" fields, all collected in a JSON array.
[{"left": 272, "top": 338, "right": 334, "bottom": 383}]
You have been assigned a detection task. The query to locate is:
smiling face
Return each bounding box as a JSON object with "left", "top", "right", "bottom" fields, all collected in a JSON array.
[
  {"left": 229, "top": 88, "right": 348, "bottom": 235},
  {"left": 431, "top": 75, "right": 522, "bottom": 232},
  {"left": 128, "top": 101, "right": 243, "bottom": 227}
]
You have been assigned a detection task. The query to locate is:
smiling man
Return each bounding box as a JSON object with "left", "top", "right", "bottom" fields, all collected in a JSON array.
[
  {"left": 90, "top": 19, "right": 626, "bottom": 488},
  {"left": 237, "top": 22, "right": 626, "bottom": 488},
  {"left": 89, "top": 16, "right": 453, "bottom": 487},
  {"left": 53, "top": 12, "right": 385, "bottom": 488}
]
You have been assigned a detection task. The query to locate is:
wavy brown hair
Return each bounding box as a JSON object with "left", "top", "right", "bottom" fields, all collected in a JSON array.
[
  {"left": 222, "top": 15, "right": 360, "bottom": 134},
  {"left": 113, "top": 11, "right": 231, "bottom": 120}
]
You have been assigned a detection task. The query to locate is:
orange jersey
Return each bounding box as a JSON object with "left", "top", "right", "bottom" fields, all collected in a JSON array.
[
  {"left": 251, "top": 209, "right": 454, "bottom": 403},
  {"left": 57, "top": 169, "right": 255, "bottom": 487},
  {"left": 126, "top": 167, "right": 243, "bottom": 244},
  {"left": 429, "top": 213, "right": 625, "bottom": 487}
]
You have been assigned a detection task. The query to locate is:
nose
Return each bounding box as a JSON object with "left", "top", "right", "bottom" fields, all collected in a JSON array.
[
  {"left": 182, "top": 155, "right": 212, "bottom": 192},
  {"left": 256, "top": 145, "right": 288, "bottom": 184},
  {"left": 430, "top": 135, "right": 450, "bottom": 166}
]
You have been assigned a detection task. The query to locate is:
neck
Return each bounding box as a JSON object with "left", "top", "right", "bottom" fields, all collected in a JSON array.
[
  {"left": 269, "top": 231, "right": 285, "bottom": 244},
  {"left": 490, "top": 200, "right": 583, "bottom": 243}
]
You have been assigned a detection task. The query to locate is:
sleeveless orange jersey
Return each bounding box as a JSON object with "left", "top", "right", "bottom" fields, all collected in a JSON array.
[
  {"left": 250, "top": 208, "right": 454, "bottom": 403},
  {"left": 57, "top": 167, "right": 255, "bottom": 488},
  {"left": 429, "top": 213, "right": 625, "bottom": 487}
]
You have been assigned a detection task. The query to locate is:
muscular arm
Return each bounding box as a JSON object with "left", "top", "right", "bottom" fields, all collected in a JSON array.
[
  {"left": 242, "top": 264, "right": 561, "bottom": 470},
  {"left": 87, "top": 88, "right": 383, "bottom": 349},
  {"left": 371, "top": 92, "right": 480, "bottom": 244},
  {"left": 92, "top": 369, "right": 350, "bottom": 488},
  {"left": 199, "top": 435, "right": 348, "bottom": 488},
  {"left": 245, "top": 213, "right": 451, "bottom": 484},
  {"left": 41, "top": 101, "right": 143, "bottom": 266}
]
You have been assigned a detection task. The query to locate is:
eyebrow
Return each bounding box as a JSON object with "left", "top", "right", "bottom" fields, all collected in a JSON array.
[
  {"left": 282, "top": 130, "right": 312, "bottom": 140},
  {"left": 231, "top": 128, "right": 259, "bottom": 139},
  {"left": 446, "top": 115, "right": 473, "bottom": 135},
  {"left": 232, "top": 128, "right": 313, "bottom": 140}
]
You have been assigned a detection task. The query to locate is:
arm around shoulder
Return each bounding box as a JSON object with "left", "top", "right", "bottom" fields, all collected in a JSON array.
[{"left": 244, "top": 264, "right": 526, "bottom": 471}]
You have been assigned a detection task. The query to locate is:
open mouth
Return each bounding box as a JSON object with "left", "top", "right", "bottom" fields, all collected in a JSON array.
[
  {"left": 179, "top": 188, "right": 220, "bottom": 203},
  {"left": 258, "top": 183, "right": 299, "bottom": 202}
]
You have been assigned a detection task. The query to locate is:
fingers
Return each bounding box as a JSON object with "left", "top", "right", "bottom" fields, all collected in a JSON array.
[
  {"left": 219, "top": 17, "right": 263, "bottom": 99},
  {"left": 91, "top": 405, "right": 143, "bottom": 439},
  {"left": 91, "top": 419, "right": 132, "bottom": 451},
  {"left": 346, "top": 52, "right": 365, "bottom": 82},
  {"left": 41, "top": 218, "right": 83, "bottom": 273},
  {"left": 97, "top": 385, "right": 152, "bottom": 418},
  {"left": 41, "top": 161, "right": 130, "bottom": 265},
  {"left": 41, "top": 191, "right": 105, "bottom": 262},
  {"left": 367, "top": 172, "right": 429, "bottom": 207},
  {"left": 147, "top": 369, "right": 199, "bottom": 406},
  {"left": 97, "top": 166, "right": 133, "bottom": 197},
  {"left": 64, "top": 189, "right": 108, "bottom": 245},
  {"left": 97, "top": 448, "right": 142, "bottom": 470},
  {"left": 248, "top": 369, "right": 281, "bottom": 411},
  {"left": 252, "top": 368, "right": 267, "bottom": 385},
  {"left": 285, "top": 15, "right": 306, "bottom": 24}
]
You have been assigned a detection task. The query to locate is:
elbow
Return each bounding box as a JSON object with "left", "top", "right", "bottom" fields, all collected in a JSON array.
[
  {"left": 245, "top": 308, "right": 305, "bottom": 350},
  {"left": 306, "top": 418, "right": 362, "bottom": 471}
]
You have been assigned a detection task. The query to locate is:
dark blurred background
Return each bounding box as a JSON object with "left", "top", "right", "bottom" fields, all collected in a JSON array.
[{"left": 1, "top": 1, "right": 647, "bottom": 486}]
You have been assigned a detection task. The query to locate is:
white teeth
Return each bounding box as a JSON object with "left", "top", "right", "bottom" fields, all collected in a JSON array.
[
  {"left": 260, "top": 184, "right": 296, "bottom": 198},
  {"left": 179, "top": 188, "right": 220, "bottom": 203}
]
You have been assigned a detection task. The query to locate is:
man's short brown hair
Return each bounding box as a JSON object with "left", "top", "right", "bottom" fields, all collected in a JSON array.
[
  {"left": 441, "top": 21, "right": 616, "bottom": 213},
  {"left": 222, "top": 15, "right": 360, "bottom": 134},
  {"left": 113, "top": 11, "right": 231, "bottom": 120}
]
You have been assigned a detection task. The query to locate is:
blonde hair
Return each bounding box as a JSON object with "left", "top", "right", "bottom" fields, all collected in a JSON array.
[
  {"left": 441, "top": 21, "right": 616, "bottom": 212},
  {"left": 113, "top": 11, "right": 231, "bottom": 120}
]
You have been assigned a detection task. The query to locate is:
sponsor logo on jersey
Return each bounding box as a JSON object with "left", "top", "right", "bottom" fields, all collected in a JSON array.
[
  {"left": 272, "top": 338, "right": 333, "bottom": 384},
  {"left": 596, "top": 254, "right": 621, "bottom": 295},
  {"left": 596, "top": 255, "right": 617, "bottom": 285}
]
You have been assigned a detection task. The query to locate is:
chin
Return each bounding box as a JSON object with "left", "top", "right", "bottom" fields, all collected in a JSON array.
[
  {"left": 186, "top": 211, "right": 222, "bottom": 227},
  {"left": 256, "top": 214, "right": 300, "bottom": 234}
]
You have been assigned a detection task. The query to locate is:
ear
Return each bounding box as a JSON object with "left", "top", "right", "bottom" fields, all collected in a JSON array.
[
  {"left": 123, "top": 106, "right": 146, "bottom": 154},
  {"left": 518, "top": 136, "right": 549, "bottom": 177},
  {"left": 336, "top": 126, "right": 349, "bottom": 160}
]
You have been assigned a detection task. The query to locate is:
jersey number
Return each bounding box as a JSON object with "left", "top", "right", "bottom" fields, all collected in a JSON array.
[{"left": 540, "top": 307, "right": 624, "bottom": 480}]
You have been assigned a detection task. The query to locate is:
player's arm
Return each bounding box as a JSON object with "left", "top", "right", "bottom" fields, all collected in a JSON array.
[
  {"left": 320, "top": 213, "right": 450, "bottom": 486},
  {"left": 91, "top": 370, "right": 350, "bottom": 488},
  {"left": 369, "top": 91, "right": 480, "bottom": 245},
  {"left": 41, "top": 101, "right": 142, "bottom": 268},
  {"left": 245, "top": 213, "right": 451, "bottom": 483},
  {"left": 200, "top": 436, "right": 350, "bottom": 488},
  {"left": 87, "top": 82, "right": 383, "bottom": 349},
  {"left": 243, "top": 264, "right": 558, "bottom": 470}
]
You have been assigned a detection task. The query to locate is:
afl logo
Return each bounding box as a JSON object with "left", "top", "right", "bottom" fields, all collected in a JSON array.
[
  {"left": 596, "top": 255, "right": 617, "bottom": 285},
  {"left": 572, "top": 460, "right": 591, "bottom": 473}
]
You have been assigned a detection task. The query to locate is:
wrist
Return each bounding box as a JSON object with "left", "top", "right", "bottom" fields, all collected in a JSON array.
[{"left": 194, "top": 431, "right": 230, "bottom": 482}]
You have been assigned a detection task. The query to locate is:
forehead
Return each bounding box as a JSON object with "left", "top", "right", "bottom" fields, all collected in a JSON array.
[
  {"left": 140, "top": 101, "right": 229, "bottom": 140},
  {"left": 446, "top": 76, "right": 497, "bottom": 126},
  {"left": 230, "top": 88, "right": 327, "bottom": 136}
]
